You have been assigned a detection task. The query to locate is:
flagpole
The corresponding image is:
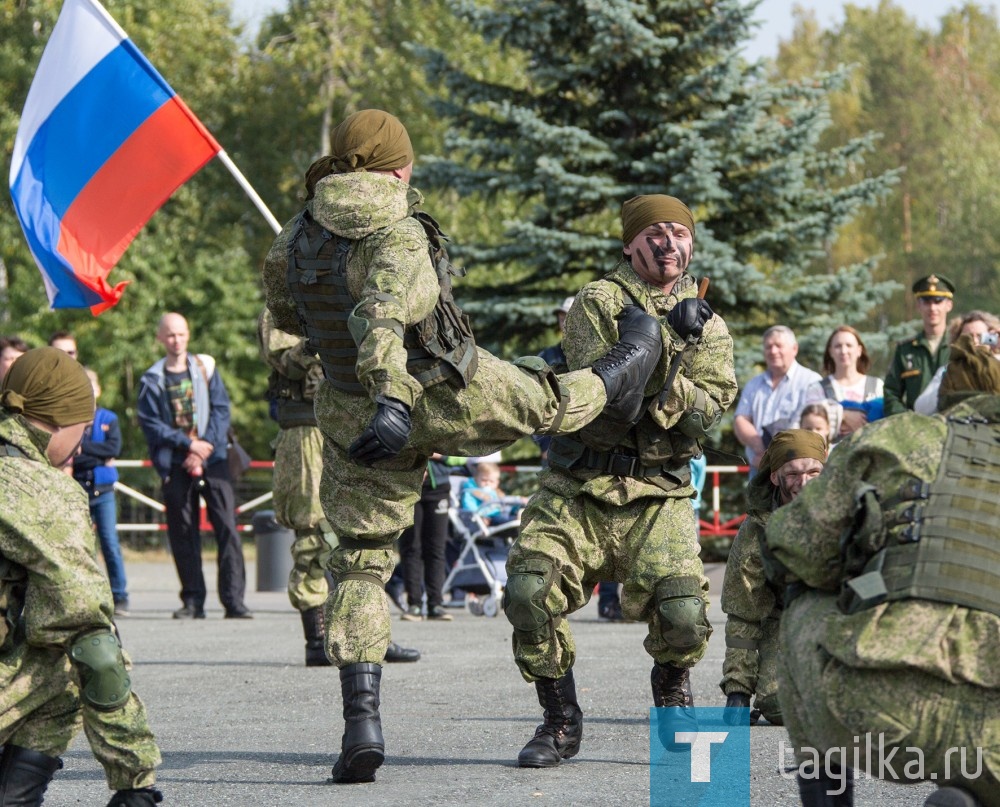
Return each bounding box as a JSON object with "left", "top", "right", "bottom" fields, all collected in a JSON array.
[{"left": 216, "top": 150, "right": 282, "bottom": 235}]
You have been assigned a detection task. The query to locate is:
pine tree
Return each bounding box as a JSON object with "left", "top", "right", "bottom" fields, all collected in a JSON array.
[{"left": 418, "top": 0, "right": 899, "bottom": 380}]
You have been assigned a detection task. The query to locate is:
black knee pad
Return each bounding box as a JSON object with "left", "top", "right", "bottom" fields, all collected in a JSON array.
[
  {"left": 503, "top": 556, "right": 559, "bottom": 645},
  {"left": 655, "top": 575, "right": 710, "bottom": 651}
]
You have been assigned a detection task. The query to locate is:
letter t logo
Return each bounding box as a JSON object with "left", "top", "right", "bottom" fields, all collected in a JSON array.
[{"left": 674, "top": 732, "right": 729, "bottom": 782}]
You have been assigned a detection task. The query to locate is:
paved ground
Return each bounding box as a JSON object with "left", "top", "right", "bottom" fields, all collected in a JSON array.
[{"left": 46, "top": 560, "right": 937, "bottom": 806}]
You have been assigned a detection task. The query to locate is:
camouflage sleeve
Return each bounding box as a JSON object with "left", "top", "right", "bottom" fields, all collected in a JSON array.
[
  {"left": 650, "top": 313, "right": 737, "bottom": 432},
  {"left": 349, "top": 218, "right": 439, "bottom": 408},
  {"left": 562, "top": 282, "right": 622, "bottom": 371},
  {"left": 0, "top": 466, "right": 113, "bottom": 648},
  {"left": 262, "top": 219, "right": 302, "bottom": 335},
  {"left": 259, "top": 308, "right": 318, "bottom": 381},
  {"left": 721, "top": 516, "right": 776, "bottom": 623},
  {"left": 882, "top": 343, "right": 907, "bottom": 416}
]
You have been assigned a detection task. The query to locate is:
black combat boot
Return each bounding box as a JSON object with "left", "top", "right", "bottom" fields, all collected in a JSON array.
[
  {"left": 0, "top": 745, "right": 62, "bottom": 806},
  {"left": 106, "top": 787, "right": 164, "bottom": 806},
  {"left": 924, "top": 787, "right": 982, "bottom": 807},
  {"left": 723, "top": 691, "right": 752, "bottom": 726},
  {"left": 383, "top": 642, "right": 420, "bottom": 663},
  {"left": 517, "top": 669, "right": 583, "bottom": 768},
  {"left": 301, "top": 606, "right": 332, "bottom": 667},
  {"left": 650, "top": 662, "right": 699, "bottom": 750},
  {"left": 331, "top": 663, "right": 384, "bottom": 783},
  {"left": 591, "top": 306, "right": 663, "bottom": 425},
  {"left": 796, "top": 765, "right": 854, "bottom": 806}
]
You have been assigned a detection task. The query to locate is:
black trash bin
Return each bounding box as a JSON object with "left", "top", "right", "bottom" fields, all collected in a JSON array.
[{"left": 252, "top": 510, "right": 295, "bottom": 592}]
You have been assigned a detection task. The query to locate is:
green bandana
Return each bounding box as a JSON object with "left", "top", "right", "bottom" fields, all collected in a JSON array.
[
  {"left": 0, "top": 347, "right": 94, "bottom": 426},
  {"left": 329, "top": 109, "right": 413, "bottom": 174},
  {"left": 759, "top": 429, "right": 827, "bottom": 476},
  {"left": 621, "top": 195, "right": 696, "bottom": 246}
]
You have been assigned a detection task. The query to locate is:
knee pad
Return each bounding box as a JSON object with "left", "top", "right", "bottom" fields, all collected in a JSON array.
[
  {"left": 503, "top": 557, "right": 559, "bottom": 645},
  {"left": 655, "top": 576, "right": 710, "bottom": 651},
  {"left": 70, "top": 630, "right": 131, "bottom": 710}
]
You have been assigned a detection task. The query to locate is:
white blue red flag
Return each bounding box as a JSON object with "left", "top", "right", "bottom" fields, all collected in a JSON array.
[{"left": 8, "top": 0, "right": 221, "bottom": 314}]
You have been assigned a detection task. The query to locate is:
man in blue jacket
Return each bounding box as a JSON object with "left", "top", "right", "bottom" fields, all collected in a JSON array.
[{"left": 137, "top": 312, "right": 251, "bottom": 619}]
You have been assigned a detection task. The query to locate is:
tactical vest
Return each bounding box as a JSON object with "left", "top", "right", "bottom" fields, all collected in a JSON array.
[
  {"left": 549, "top": 278, "right": 701, "bottom": 480},
  {"left": 842, "top": 415, "right": 1000, "bottom": 616},
  {"left": 266, "top": 364, "right": 323, "bottom": 429},
  {"left": 286, "top": 209, "right": 478, "bottom": 396}
]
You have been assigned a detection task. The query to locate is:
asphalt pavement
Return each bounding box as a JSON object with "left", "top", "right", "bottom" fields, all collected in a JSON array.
[{"left": 47, "top": 560, "right": 936, "bottom": 806}]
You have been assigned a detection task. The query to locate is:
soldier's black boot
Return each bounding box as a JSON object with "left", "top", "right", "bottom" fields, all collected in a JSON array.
[
  {"left": 0, "top": 745, "right": 62, "bottom": 806},
  {"left": 925, "top": 787, "right": 982, "bottom": 807},
  {"left": 651, "top": 662, "right": 699, "bottom": 749},
  {"left": 301, "top": 606, "right": 332, "bottom": 667},
  {"left": 106, "top": 787, "right": 164, "bottom": 806},
  {"left": 591, "top": 306, "right": 663, "bottom": 425},
  {"left": 331, "top": 663, "right": 384, "bottom": 783},
  {"left": 517, "top": 669, "right": 583, "bottom": 768},
  {"left": 383, "top": 641, "right": 420, "bottom": 663},
  {"left": 796, "top": 764, "right": 854, "bottom": 806}
]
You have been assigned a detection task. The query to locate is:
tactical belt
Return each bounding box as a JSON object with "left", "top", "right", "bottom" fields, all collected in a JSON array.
[{"left": 573, "top": 445, "right": 692, "bottom": 483}]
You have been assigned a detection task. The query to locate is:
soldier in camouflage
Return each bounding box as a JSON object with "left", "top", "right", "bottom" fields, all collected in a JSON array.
[
  {"left": 765, "top": 335, "right": 1000, "bottom": 807},
  {"left": 505, "top": 194, "right": 738, "bottom": 768},
  {"left": 0, "top": 348, "right": 162, "bottom": 807},
  {"left": 719, "top": 429, "right": 826, "bottom": 727},
  {"left": 257, "top": 309, "right": 419, "bottom": 666},
  {"left": 261, "top": 109, "right": 663, "bottom": 784}
]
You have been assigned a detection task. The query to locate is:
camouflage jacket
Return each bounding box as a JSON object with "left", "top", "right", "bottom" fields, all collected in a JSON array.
[
  {"left": 883, "top": 331, "right": 950, "bottom": 416},
  {"left": 258, "top": 309, "right": 323, "bottom": 397},
  {"left": 545, "top": 265, "right": 737, "bottom": 504},
  {"left": 0, "top": 412, "right": 114, "bottom": 658},
  {"left": 765, "top": 395, "right": 1000, "bottom": 687},
  {"left": 262, "top": 172, "right": 440, "bottom": 409}
]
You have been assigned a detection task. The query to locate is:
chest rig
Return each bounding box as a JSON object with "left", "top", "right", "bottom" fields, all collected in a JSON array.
[
  {"left": 286, "top": 209, "right": 478, "bottom": 395},
  {"left": 842, "top": 415, "right": 1000, "bottom": 616}
]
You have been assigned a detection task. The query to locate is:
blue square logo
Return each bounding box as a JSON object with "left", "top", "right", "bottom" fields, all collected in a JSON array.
[{"left": 650, "top": 707, "right": 750, "bottom": 807}]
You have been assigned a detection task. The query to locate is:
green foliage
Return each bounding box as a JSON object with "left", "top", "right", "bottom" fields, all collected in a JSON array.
[
  {"left": 418, "top": 0, "right": 899, "bottom": 383},
  {"left": 774, "top": 1, "right": 1000, "bottom": 333}
]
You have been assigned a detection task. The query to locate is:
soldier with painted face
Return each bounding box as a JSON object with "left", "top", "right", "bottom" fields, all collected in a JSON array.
[
  {"left": 0, "top": 348, "right": 162, "bottom": 807},
  {"left": 505, "top": 194, "right": 737, "bottom": 768},
  {"left": 261, "top": 109, "right": 664, "bottom": 784},
  {"left": 766, "top": 335, "right": 1000, "bottom": 807},
  {"left": 719, "top": 429, "right": 826, "bottom": 726}
]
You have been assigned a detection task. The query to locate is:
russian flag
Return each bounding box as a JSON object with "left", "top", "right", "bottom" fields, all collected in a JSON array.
[{"left": 8, "top": 0, "right": 221, "bottom": 314}]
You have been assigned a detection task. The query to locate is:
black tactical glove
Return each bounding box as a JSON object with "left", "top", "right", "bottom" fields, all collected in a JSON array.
[
  {"left": 106, "top": 787, "right": 163, "bottom": 807},
  {"left": 666, "top": 298, "right": 714, "bottom": 341},
  {"left": 348, "top": 395, "right": 411, "bottom": 465}
]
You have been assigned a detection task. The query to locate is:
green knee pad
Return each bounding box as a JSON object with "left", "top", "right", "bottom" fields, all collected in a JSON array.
[
  {"left": 655, "top": 576, "right": 710, "bottom": 651},
  {"left": 503, "top": 557, "right": 559, "bottom": 645},
  {"left": 70, "top": 630, "right": 131, "bottom": 710}
]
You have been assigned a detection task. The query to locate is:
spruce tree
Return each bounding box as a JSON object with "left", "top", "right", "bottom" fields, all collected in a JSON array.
[{"left": 418, "top": 0, "right": 899, "bottom": 380}]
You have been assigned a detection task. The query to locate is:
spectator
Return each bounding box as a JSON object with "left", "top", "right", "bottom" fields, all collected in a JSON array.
[
  {"left": 690, "top": 453, "right": 708, "bottom": 538},
  {"left": 459, "top": 461, "right": 526, "bottom": 526},
  {"left": 733, "top": 326, "right": 821, "bottom": 474},
  {"left": 0, "top": 348, "right": 162, "bottom": 806},
  {"left": 399, "top": 454, "right": 455, "bottom": 622},
  {"left": 797, "top": 403, "right": 831, "bottom": 442},
  {"left": 883, "top": 273, "right": 955, "bottom": 415},
  {"left": 0, "top": 335, "right": 28, "bottom": 382},
  {"left": 136, "top": 312, "right": 252, "bottom": 620},
  {"left": 796, "top": 325, "right": 883, "bottom": 444},
  {"left": 71, "top": 368, "right": 130, "bottom": 616},
  {"left": 914, "top": 310, "right": 1000, "bottom": 414},
  {"left": 47, "top": 329, "right": 78, "bottom": 359}
]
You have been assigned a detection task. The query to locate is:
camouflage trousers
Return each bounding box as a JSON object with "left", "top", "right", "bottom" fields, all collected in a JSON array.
[
  {"left": 719, "top": 517, "right": 783, "bottom": 722},
  {"left": 780, "top": 592, "right": 1000, "bottom": 803},
  {"left": 0, "top": 641, "right": 160, "bottom": 789},
  {"left": 506, "top": 489, "right": 710, "bottom": 682},
  {"left": 271, "top": 424, "right": 331, "bottom": 611},
  {"left": 314, "top": 349, "right": 608, "bottom": 667}
]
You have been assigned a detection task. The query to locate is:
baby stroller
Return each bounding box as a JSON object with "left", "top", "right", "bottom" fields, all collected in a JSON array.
[{"left": 442, "top": 480, "right": 522, "bottom": 617}]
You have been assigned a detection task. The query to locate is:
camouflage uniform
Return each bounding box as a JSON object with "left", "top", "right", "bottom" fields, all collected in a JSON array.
[
  {"left": 259, "top": 309, "right": 330, "bottom": 611},
  {"left": 0, "top": 412, "right": 160, "bottom": 790},
  {"left": 766, "top": 396, "right": 1000, "bottom": 803},
  {"left": 719, "top": 476, "right": 783, "bottom": 723},
  {"left": 508, "top": 265, "right": 737, "bottom": 681},
  {"left": 262, "top": 171, "right": 610, "bottom": 667}
]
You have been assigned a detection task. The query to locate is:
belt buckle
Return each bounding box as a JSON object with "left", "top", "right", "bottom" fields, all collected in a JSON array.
[{"left": 606, "top": 453, "right": 636, "bottom": 477}]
